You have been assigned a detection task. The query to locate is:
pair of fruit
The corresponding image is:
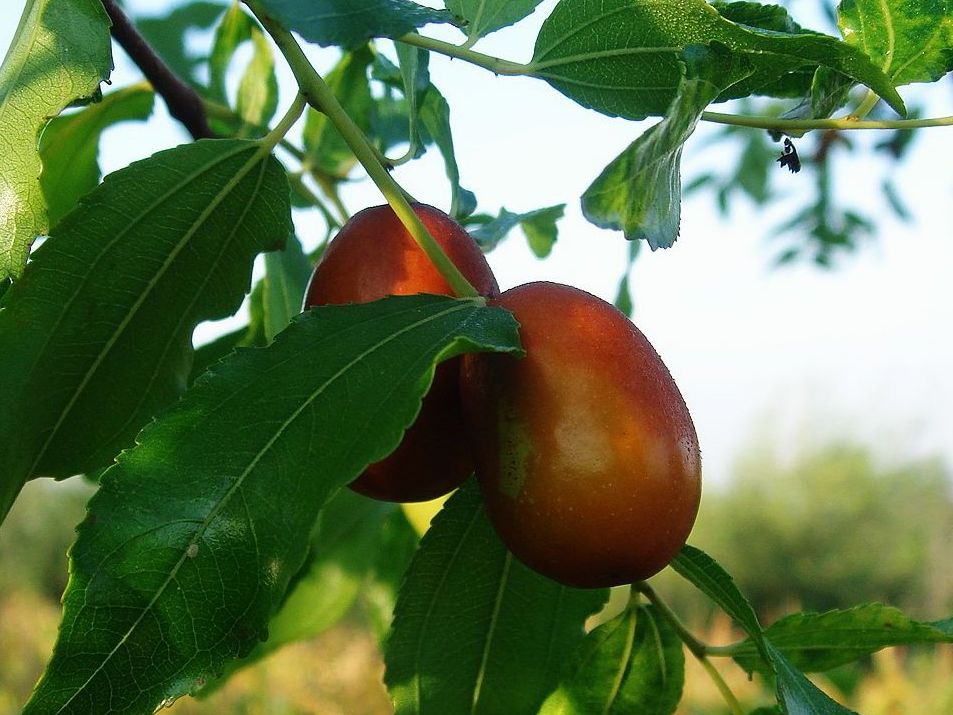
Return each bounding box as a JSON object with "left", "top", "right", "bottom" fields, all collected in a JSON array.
[{"left": 303, "top": 204, "right": 701, "bottom": 588}]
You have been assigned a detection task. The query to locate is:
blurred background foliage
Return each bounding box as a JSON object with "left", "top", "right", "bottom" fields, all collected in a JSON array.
[{"left": 3, "top": 433, "right": 952, "bottom": 714}]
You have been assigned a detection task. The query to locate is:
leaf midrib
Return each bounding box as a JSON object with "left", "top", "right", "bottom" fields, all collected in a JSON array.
[
  {"left": 95, "top": 155, "right": 273, "bottom": 454},
  {"left": 24, "top": 142, "right": 260, "bottom": 478},
  {"left": 470, "top": 551, "right": 513, "bottom": 711}
]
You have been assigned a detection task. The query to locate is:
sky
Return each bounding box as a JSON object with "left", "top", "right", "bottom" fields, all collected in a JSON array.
[{"left": 3, "top": 0, "right": 952, "bottom": 485}]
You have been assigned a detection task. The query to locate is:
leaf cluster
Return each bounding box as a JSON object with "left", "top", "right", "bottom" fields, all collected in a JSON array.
[{"left": 0, "top": 0, "right": 951, "bottom": 713}]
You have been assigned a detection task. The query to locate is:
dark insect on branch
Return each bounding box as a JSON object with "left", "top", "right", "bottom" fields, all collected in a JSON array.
[{"left": 777, "top": 137, "right": 801, "bottom": 173}]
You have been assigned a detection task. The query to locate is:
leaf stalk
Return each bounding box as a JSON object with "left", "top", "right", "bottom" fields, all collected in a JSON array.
[
  {"left": 243, "top": 1, "right": 480, "bottom": 298},
  {"left": 633, "top": 581, "right": 745, "bottom": 715}
]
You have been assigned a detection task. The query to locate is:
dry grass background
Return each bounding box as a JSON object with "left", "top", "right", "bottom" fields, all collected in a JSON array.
[{"left": 4, "top": 589, "right": 953, "bottom": 715}]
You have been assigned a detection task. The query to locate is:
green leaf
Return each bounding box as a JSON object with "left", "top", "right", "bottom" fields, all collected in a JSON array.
[
  {"left": 530, "top": 0, "right": 905, "bottom": 120},
  {"left": 582, "top": 44, "right": 753, "bottom": 248},
  {"left": 192, "top": 326, "right": 257, "bottom": 383},
  {"left": 769, "top": 641, "right": 859, "bottom": 715},
  {"left": 672, "top": 546, "right": 856, "bottom": 714},
  {"left": 23, "top": 295, "right": 522, "bottom": 715},
  {"left": 782, "top": 67, "right": 856, "bottom": 123},
  {"left": 838, "top": 0, "right": 953, "bottom": 86},
  {"left": 671, "top": 546, "right": 768, "bottom": 658},
  {"left": 0, "top": 0, "right": 112, "bottom": 279},
  {"left": 712, "top": 1, "right": 809, "bottom": 34},
  {"left": 201, "top": 489, "right": 399, "bottom": 695},
  {"left": 418, "top": 86, "right": 477, "bottom": 219},
  {"left": 39, "top": 84, "right": 155, "bottom": 227},
  {"left": 470, "top": 204, "right": 565, "bottom": 253},
  {"left": 237, "top": 26, "right": 280, "bottom": 127},
  {"left": 385, "top": 480, "right": 608, "bottom": 715},
  {"left": 303, "top": 47, "right": 374, "bottom": 178},
  {"left": 209, "top": 2, "right": 254, "bottom": 105},
  {"left": 0, "top": 140, "right": 291, "bottom": 523},
  {"left": 262, "top": 234, "right": 312, "bottom": 340},
  {"left": 539, "top": 605, "right": 684, "bottom": 715},
  {"left": 520, "top": 204, "right": 564, "bottom": 257},
  {"left": 361, "top": 508, "right": 420, "bottom": 643},
  {"left": 731, "top": 604, "right": 953, "bottom": 676},
  {"left": 254, "top": 0, "right": 450, "bottom": 49},
  {"left": 447, "top": 0, "right": 546, "bottom": 43},
  {"left": 396, "top": 41, "right": 430, "bottom": 159},
  {"left": 137, "top": 1, "right": 227, "bottom": 86}
]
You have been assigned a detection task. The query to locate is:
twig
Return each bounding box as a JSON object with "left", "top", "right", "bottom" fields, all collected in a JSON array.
[{"left": 101, "top": 0, "right": 215, "bottom": 140}]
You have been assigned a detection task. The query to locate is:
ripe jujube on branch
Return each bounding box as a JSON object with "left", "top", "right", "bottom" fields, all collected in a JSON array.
[
  {"left": 303, "top": 203, "right": 499, "bottom": 502},
  {"left": 460, "top": 282, "right": 701, "bottom": 588}
]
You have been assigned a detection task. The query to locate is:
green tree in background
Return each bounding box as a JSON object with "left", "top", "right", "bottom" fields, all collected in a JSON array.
[{"left": 688, "top": 443, "right": 953, "bottom": 618}]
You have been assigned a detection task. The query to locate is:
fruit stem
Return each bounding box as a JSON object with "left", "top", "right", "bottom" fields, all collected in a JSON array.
[
  {"left": 633, "top": 582, "right": 744, "bottom": 715},
  {"left": 244, "top": 2, "right": 481, "bottom": 299}
]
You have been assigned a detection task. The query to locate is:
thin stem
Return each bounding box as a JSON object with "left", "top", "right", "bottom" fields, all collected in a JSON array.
[
  {"left": 245, "top": 1, "right": 480, "bottom": 299},
  {"left": 698, "top": 656, "right": 747, "bottom": 715},
  {"left": 850, "top": 89, "right": 881, "bottom": 120},
  {"left": 396, "top": 33, "right": 529, "bottom": 76},
  {"left": 259, "top": 93, "right": 307, "bottom": 154},
  {"left": 701, "top": 110, "right": 953, "bottom": 131},
  {"left": 203, "top": 97, "right": 308, "bottom": 161},
  {"left": 101, "top": 0, "right": 214, "bottom": 140},
  {"left": 633, "top": 582, "right": 744, "bottom": 715},
  {"left": 633, "top": 581, "right": 710, "bottom": 658}
]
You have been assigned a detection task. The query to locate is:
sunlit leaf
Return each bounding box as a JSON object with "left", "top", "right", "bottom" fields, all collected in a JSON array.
[
  {"left": 209, "top": 2, "right": 254, "bottom": 105},
  {"left": 304, "top": 47, "right": 374, "bottom": 178},
  {"left": 582, "top": 44, "right": 753, "bottom": 248},
  {"left": 0, "top": 140, "right": 290, "bottom": 522},
  {"left": 0, "top": 0, "right": 112, "bottom": 279},
  {"left": 447, "top": 0, "right": 546, "bottom": 43},
  {"left": 530, "top": 0, "right": 904, "bottom": 120},
  {"left": 838, "top": 0, "right": 953, "bottom": 86},
  {"left": 237, "top": 26, "right": 280, "bottom": 127},
  {"left": 39, "top": 84, "right": 155, "bottom": 227}
]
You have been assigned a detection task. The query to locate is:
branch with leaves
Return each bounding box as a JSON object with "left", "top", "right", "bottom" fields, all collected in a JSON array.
[{"left": 0, "top": 0, "right": 951, "bottom": 714}]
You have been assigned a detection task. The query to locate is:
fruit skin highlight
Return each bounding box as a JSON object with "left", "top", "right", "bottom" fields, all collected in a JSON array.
[
  {"left": 304, "top": 203, "right": 499, "bottom": 502},
  {"left": 460, "top": 281, "right": 701, "bottom": 588}
]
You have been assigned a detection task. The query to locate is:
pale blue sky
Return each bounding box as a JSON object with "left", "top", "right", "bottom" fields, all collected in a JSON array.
[{"left": 3, "top": 0, "right": 952, "bottom": 484}]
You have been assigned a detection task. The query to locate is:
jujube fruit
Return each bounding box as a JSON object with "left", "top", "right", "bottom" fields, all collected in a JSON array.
[
  {"left": 304, "top": 203, "right": 499, "bottom": 502},
  {"left": 460, "top": 281, "right": 701, "bottom": 587}
]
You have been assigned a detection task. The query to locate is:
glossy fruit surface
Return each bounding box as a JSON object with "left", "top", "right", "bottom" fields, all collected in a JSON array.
[
  {"left": 304, "top": 203, "right": 499, "bottom": 502},
  {"left": 460, "top": 282, "right": 701, "bottom": 587}
]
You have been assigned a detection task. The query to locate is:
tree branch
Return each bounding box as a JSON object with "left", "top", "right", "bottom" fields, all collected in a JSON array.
[{"left": 101, "top": 0, "right": 214, "bottom": 140}]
